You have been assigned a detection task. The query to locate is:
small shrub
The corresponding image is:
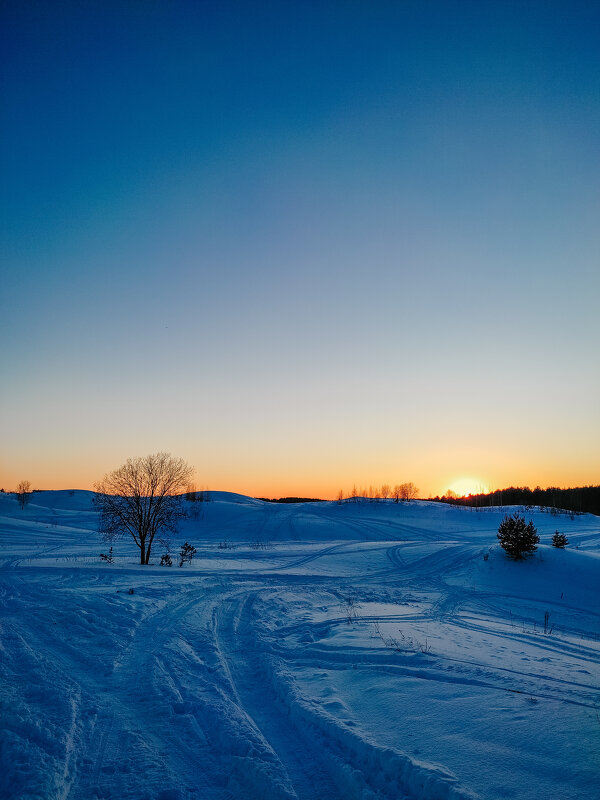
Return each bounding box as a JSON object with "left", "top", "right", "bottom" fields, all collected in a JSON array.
[
  {"left": 372, "top": 620, "right": 432, "bottom": 655},
  {"left": 160, "top": 553, "right": 173, "bottom": 566},
  {"left": 552, "top": 531, "right": 569, "bottom": 548},
  {"left": 100, "top": 547, "right": 114, "bottom": 564},
  {"left": 249, "top": 539, "right": 272, "bottom": 550},
  {"left": 179, "top": 542, "right": 197, "bottom": 567},
  {"left": 497, "top": 513, "right": 539, "bottom": 559},
  {"left": 343, "top": 597, "right": 360, "bottom": 624}
]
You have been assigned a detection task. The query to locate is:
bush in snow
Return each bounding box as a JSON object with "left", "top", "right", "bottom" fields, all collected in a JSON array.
[
  {"left": 160, "top": 552, "right": 173, "bottom": 566},
  {"left": 100, "top": 547, "right": 114, "bottom": 564},
  {"left": 552, "top": 531, "right": 569, "bottom": 548},
  {"left": 497, "top": 513, "right": 539, "bottom": 559},
  {"left": 179, "top": 542, "right": 196, "bottom": 567}
]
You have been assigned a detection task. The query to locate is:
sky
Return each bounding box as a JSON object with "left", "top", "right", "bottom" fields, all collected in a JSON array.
[{"left": 1, "top": 1, "right": 599, "bottom": 499}]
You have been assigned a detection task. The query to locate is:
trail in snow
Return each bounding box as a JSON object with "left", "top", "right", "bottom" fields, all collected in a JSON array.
[{"left": 214, "top": 591, "right": 345, "bottom": 800}]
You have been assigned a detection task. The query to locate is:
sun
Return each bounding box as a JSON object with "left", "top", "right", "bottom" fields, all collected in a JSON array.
[{"left": 446, "top": 478, "right": 489, "bottom": 497}]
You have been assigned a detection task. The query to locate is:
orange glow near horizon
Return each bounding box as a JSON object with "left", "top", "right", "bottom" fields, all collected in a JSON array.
[
  {"left": 2, "top": 459, "right": 596, "bottom": 502},
  {"left": 445, "top": 478, "right": 490, "bottom": 498},
  {"left": 2, "top": 4, "right": 599, "bottom": 521},
  {"left": 1, "top": 436, "right": 598, "bottom": 503}
]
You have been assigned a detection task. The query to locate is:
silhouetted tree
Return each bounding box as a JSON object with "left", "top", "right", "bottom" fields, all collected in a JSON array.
[
  {"left": 16, "top": 480, "right": 31, "bottom": 510},
  {"left": 94, "top": 453, "right": 193, "bottom": 565},
  {"left": 399, "top": 482, "right": 419, "bottom": 501},
  {"left": 552, "top": 531, "right": 569, "bottom": 549},
  {"left": 434, "top": 485, "right": 600, "bottom": 516},
  {"left": 497, "top": 513, "right": 539, "bottom": 559}
]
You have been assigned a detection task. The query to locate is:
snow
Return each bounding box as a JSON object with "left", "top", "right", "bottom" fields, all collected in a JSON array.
[{"left": 1, "top": 491, "right": 599, "bottom": 800}]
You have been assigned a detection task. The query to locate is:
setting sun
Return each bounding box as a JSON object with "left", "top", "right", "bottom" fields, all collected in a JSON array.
[{"left": 446, "top": 478, "right": 489, "bottom": 497}]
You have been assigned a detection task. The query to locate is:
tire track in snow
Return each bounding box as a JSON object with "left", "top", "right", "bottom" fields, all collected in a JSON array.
[
  {"left": 213, "top": 590, "right": 344, "bottom": 800},
  {"left": 213, "top": 590, "right": 469, "bottom": 800},
  {"left": 266, "top": 541, "right": 359, "bottom": 572},
  {"left": 68, "top": 583, "right": 222, "bottom": 800}
]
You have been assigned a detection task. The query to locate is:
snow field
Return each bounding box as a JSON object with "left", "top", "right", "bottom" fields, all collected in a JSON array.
[{"left": 1, "top": 491, "right": 599, "bottom": 799}]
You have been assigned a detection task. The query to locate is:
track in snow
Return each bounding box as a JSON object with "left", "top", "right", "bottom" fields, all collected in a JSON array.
[
  {"left": 214, "top": 591, "right": 345, "bottom": 800},
  {"left": 2, "top": 493, "right": 599, "bottom": 800}
]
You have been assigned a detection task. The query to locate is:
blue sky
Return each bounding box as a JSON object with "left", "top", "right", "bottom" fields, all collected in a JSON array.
[{"left": 1, "top": 1, "right": 599, "bottom": 496}]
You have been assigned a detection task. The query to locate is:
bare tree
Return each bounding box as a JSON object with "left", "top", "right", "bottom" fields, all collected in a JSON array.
[
  {"left": 16, "top": 480, "right": 31, "bottom": 510},
  {"left": 93, "top": 453, "right": 194, "bottom": 565},
  {"left": 380, "top": 484, "right": 390, "bottom": 501},
  {"left": 393, "top": 482, "right": 419, "bottom": 502},
  {"left": 399, "top": 482, "right": 419, "bottom": 501}
]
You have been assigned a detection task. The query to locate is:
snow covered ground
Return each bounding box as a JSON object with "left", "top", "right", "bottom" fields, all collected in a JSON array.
[{"left": 1, "top": 491, "right": 599, "bottom": 800}]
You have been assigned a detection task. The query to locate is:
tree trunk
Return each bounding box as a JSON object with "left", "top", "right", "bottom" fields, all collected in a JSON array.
[{"left": 140, "top": 540, "right": 146, "bottom": 565}]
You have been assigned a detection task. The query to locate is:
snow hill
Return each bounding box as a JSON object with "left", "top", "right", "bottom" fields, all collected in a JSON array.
[{"left": 1, "top": 491, "right": 599, "bottom": 800}]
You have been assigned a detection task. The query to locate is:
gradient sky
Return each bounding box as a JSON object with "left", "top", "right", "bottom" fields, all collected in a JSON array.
[{"left": 1, "top": 1, "right": 599, "bottom": 498}]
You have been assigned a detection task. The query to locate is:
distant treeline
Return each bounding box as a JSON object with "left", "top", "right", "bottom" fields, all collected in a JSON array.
[
  {"left": 258, "top": 497, "right": 324, "bottom": 504},
  {"left": 431, "top": 486, "right": 600, "bottom": 516}
]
